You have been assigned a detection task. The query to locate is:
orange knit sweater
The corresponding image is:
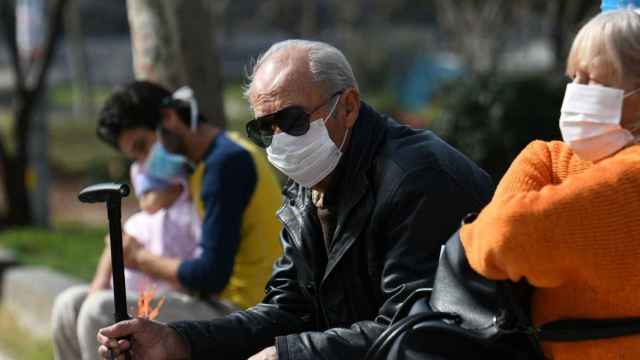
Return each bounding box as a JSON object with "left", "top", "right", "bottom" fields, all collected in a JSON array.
[{"left": 461, "top": 140, "right": 640, "bottom": 360}]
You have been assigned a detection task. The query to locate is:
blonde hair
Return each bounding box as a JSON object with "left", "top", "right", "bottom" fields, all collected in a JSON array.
[{"left": 567, "top": 10, "right": 640, "bottom": 86}]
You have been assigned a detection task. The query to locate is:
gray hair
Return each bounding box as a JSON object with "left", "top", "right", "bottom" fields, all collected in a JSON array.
[
  {"left": 567, "top": 9, "right": 640, "bottom": 85},
  {"left": 243, "top": 39, "right": 359, "bottom": 99}
]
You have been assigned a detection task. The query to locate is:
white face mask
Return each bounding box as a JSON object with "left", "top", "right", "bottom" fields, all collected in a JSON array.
[
  {"left": 267, "top": 95, "right": 349, "bottom": 188},
  {"left": 559, "top": 83, "right": 639, "bottom": 161}
]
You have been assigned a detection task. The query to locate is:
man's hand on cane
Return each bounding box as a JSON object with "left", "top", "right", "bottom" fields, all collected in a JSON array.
[{"left": 97, "top": 318, "right": 189, "bottom": 360}]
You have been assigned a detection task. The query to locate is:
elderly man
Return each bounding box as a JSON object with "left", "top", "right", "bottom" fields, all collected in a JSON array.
[{"left": 98, "top": 40, "right": 493, "bottom": 360}]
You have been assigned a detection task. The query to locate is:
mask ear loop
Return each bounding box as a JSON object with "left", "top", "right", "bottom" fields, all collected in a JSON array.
[
  {"left": 324, "top": 93, "right": 350, "bottom": 152},
  {"left": 627, "top": 121, "right": 640, "bottom": 142},
  {"left": 623, "top": 87, "right": 640, "bottom": 141},
  {"left": 624, "top": 87, "right": 640, "bottom": 99},
  {"left": 155, "top": 127, "right": 164, "bottom": 148},
  {"left": 188, "top": 97, "right": 198, "bottom": 132},
  {"left": 172, "top": 86, "right": 199, "bottom": 132},
  {"left": 338, "top": 128, "right": 350, "bottom": 152},
  {"left": 322, "top": 93, "right": 342, "bottom": 124}
]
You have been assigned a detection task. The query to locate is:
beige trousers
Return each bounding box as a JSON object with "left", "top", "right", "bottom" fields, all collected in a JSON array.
[{"left": 51, "top": 285, "right": 232, "bottom": 360}]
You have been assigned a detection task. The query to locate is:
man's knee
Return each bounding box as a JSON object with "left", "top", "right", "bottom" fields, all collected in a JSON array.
[
  {"left": 78, "top": 290, "right": 114, "bottom": 320},
  {"left": 76, "top": 290, "right": 116, "bottom": 333},
  {"left": 52, "top": 285, "right": 89, "bottom": 329}
]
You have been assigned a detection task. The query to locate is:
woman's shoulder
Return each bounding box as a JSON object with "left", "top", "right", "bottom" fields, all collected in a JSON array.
[
  {"left": 520, "top": 139, "right": 570, "bottom": 158},
  {"left": 507, "top": 140, "right": 592, "bottom": 184},
  {"left": 508, "top": 140, "right": 559, "bottom": 171}
]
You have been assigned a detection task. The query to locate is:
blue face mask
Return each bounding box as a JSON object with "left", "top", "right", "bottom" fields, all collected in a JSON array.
[{"left": 144, "top": 141, "right": 188, "bottom": 180}]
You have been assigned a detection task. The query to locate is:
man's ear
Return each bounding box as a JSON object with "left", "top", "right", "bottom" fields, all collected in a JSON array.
[{"left": 343, "top": 88, "right": 361, "bottom": 129}]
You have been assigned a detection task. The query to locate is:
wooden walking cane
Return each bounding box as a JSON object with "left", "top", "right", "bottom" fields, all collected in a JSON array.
[{"left": 79, "top": 183, "right": 131, "bottom": 360}]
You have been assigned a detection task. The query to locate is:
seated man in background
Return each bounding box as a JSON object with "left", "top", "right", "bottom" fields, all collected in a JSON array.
[
  {"left": 98, "top": 40, "right": 494, "bottom": 360},
  {"left": 53, "top": 81, "right": 283, "bottom": 360}
]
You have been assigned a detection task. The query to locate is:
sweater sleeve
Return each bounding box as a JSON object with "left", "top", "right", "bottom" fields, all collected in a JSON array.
[{"left": 461, "top": 142, "right": 640, "bottom": 288}]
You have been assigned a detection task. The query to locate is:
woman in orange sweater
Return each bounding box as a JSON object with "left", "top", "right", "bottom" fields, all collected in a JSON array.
[{"left": 461, "top": 10, "right": 640, "bottom": 360}]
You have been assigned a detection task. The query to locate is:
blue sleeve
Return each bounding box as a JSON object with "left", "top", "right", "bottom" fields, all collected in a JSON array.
[{"left": 177, "top": 148, "right": 257, "bottom": 294}]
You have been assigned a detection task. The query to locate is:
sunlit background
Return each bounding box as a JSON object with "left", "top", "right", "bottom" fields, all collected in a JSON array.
[{"left": 0, "top": 1, "right": 599, "bottom": 358}]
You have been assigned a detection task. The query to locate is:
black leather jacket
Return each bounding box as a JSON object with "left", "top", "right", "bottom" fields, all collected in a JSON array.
[{"left": 170, "top": 103, "right": 494, "bottom": 359}]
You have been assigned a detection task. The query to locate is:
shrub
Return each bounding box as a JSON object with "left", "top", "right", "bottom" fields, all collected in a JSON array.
[{"left": 429, "top": 73, "right": 565, "bottom": 180}]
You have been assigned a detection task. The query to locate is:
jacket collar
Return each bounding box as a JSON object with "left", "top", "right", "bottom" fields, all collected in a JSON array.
[
  {"left": 331, "top": 102, "right": 386, "bottom": 209},
  {"left": 321, "top": 102, "right": 386, "bottom": 280}
]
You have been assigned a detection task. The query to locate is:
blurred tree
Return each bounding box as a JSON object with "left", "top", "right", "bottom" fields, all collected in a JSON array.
[
  {"left": 126, "top": 0, "right": 226, "bottom": 127},
  {"left": 434, "top": 0, "right": 598, "bottom": 75},
  {"left": 545, "top": 0, "right": 599, "bottom": 71},
  {"left": 0, "top": 0, "right": 68, "bottom": 227},
  {"left": 252, "top": 0, "right": 321, "bottom": 38},
  {"left": 428, "top": 0, "right": 599, "bottom": 179},
  {"left": 430, "top": 74, "right": 564, "bottom": 180},
  {"left": 66, "top": 0, "right": 94, "bottom": 118},
  {"left": 434, "top": 0, "right": 534, "bottom": 75}
]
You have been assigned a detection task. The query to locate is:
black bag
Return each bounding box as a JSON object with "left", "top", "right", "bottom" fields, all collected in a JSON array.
[{"left": 366, "top": 228, "right": 640, "bottom": 360}]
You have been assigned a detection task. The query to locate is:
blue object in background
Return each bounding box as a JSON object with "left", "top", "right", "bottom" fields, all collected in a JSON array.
[
  {"left": 398, "top": 54, "right": 462, "bottom": 112},
  {"left": 602, "top": 0, "right": 640, "bottom": 11}
]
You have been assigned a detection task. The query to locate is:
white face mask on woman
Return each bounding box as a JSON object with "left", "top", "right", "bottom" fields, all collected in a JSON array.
[
  {"left": 267, "top": 94, "right": 349, "bottom": 188},
  {"left": 559, "top": 83, "right": 640, "bottom": 162}
]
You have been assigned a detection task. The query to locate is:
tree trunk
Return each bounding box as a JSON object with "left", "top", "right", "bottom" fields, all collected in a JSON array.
[
  {"left": 5, "top": 94, "right": 34, "bottom": 226},
  {"left": 66, "top": 0, "right": 94, "bottom": 118},
  {"left": 127, "top": 0, "right": 227, "bottom": 128},
  {"left": 547, "top": 0, "right": 599, "bottom": 73},
  {"left": 0, "top": 0, "right": 68, "bottom": 227}
]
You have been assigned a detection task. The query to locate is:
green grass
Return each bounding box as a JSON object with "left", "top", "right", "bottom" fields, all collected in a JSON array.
[
  {"left": 48, "top": 82, "right": 112, "bottom": 110},
  {"left": 0, "top": 306, "right": 52, "bottom": 360},
  {"left": 0, "top": 223, "right": 105, "bottom": 281},
  {"left": 49, "top": 117, "right": 123, "bottom": 178}
]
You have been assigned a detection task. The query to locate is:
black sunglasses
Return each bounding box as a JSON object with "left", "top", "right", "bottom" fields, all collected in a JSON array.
[{"left": 246, "top": 91, "right": 343, "bottom": 148}]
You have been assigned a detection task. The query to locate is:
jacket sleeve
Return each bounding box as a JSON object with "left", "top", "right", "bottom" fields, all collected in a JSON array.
[
  {"left": 168, "top": 228, "right": 316, "bottom": 359},
  {"left": 461, "top": 141, "right": 640, "bottom": 287},
  {"left": 274, "top": 166, "right": 491, "bottom": 360}
]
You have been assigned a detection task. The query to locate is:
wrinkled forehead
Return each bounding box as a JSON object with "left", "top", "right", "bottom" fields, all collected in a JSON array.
[{"left": 249, "top": 53, "right": 319, "bottom": 117}]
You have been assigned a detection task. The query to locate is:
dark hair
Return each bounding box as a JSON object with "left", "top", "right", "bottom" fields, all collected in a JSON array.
[
  {"left": 160, "top": 97, "right": 208, "bottom": 128},
  {"left": 97, "top": 81, "right": 172, "bottom": 148}
]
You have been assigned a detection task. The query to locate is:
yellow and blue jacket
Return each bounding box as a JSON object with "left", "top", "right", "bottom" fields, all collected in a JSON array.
[{"left": 180, "top": 131, "right": 282, "bottom": 309}]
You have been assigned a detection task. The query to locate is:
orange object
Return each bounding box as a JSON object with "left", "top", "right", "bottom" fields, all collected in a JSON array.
[
  {"left": 461, "top": 140, "right": 640, "bottom": 359},
  {"left": 137, "top": 287, "right": 165, "bottom": 320}
]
